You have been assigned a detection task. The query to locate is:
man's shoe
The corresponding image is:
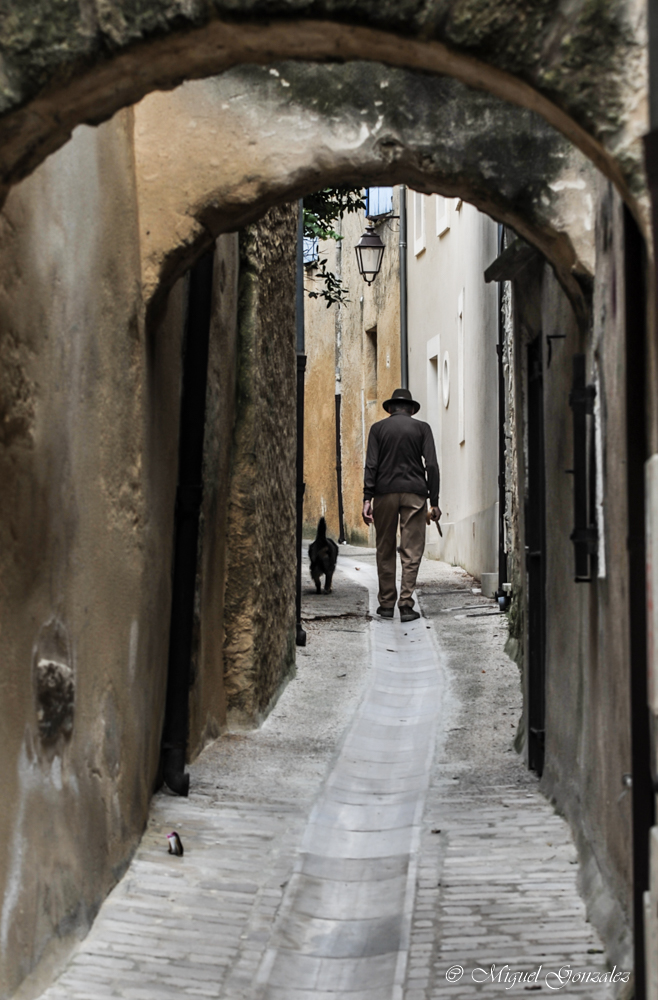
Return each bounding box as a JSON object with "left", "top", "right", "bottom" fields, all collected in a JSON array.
[
  {"left": 377, "top": 606, "right": 394, "bottom": 619},
  {"left": 400, "top": 606, "right": 421, "bottom": 623}
]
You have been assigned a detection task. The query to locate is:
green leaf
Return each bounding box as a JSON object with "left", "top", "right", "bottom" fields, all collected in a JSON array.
[{"left": 303, "top": 185, "right": 365, "bottom": 307}]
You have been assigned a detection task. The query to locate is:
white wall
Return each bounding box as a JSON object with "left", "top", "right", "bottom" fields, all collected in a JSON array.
[{"left": 406, "top": 194, "right": 499, "bottom": 579}]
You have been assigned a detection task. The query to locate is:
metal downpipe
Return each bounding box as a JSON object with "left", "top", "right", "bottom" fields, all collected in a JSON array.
[{"left": 335, "top": 393, "right": 346, "bottom": 544}]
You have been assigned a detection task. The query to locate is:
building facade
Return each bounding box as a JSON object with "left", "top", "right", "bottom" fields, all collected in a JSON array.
[
  {"left": 304, "top": 185, "right": 500, "bottom": 588},
  {"left": 406, "top": 192, "right": 499, "bottom": 583},
  {"left": 303, "top": 189, "right": 402, "bottom": 546}
]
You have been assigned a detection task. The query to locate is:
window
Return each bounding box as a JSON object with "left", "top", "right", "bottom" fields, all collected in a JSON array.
[
  {"left": 303, "top": 235, "right": 318, "bottom": 264},
  {"left": 365, "top": 187, "right": 394, "bottom": 219},
  {"left": 436, "top": 195, "right": 450, "bottom": 237},
  {"left": 413, "top": 190, "right": 426, "bottom": 256},
  {"left": 458, "top": 289, "right": 465, "bottom": 444}
]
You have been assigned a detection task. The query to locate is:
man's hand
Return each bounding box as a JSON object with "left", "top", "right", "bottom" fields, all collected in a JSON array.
[
  {"left": 429, "top": 506, "right": 442, "bottom": 522},
  {"left": 362, "top": 500, "right": 374, "bottom": 525}
]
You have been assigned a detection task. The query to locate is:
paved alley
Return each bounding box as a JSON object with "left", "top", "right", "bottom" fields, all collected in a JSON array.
[{"left": 28, "top": 550, "right": 620, "bottom": 1000}]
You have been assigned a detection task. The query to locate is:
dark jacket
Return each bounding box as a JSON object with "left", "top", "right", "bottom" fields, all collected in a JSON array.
[{"left": 363, "top": 412, "right": 440, "bottom": 506}]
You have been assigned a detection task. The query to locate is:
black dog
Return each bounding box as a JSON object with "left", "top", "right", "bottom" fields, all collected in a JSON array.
[{"left": 309, "top": 518, "right": 339, "bottom": 594}]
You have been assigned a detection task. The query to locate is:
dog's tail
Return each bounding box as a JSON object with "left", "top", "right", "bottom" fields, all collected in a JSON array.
[{"left": 317, "top": 517, "right": 327, "bottom": 541}]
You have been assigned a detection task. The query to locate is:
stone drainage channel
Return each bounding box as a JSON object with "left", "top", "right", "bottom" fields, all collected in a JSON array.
[
  {"left": 28, "top": 551, "right": 616, "bottom": 1000},
  {"left": 254, "top": 559, "right": 444, "bottom": 999}
]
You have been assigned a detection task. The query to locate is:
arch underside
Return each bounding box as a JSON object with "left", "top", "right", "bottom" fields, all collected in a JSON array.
[
  {"left": 135, "top": 61, "right": 599, "bottom": 328},
  {"left": 0, "top": 5, "right": 645, "bottom": 222}
]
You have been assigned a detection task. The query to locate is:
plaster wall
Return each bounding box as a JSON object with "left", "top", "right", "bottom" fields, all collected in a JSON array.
[
  {"left": 0, "top": 113, "right": 183, "bottom": 998},
  {"left": 0, "top": 101, "right": 297, "bottom": 994},
  {"left": 304, "top": 191, "right": 401, "bottom": 547},
  {"left": 406, "top": 195, "right": 499, "bottom": 580},
  {"left": 303, "top": 258, "right": 340, "bottom": 541}
]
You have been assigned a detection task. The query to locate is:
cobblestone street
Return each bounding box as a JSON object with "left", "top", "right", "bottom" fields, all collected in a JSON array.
[{"left": 30, "top": 548, "right": 619, "bottom": 1000}]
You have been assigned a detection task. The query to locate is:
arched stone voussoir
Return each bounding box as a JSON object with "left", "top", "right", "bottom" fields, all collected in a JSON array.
[
  {"left": 0, "top": 2, "right": 645, "bottom": 215},
  {"left": 136, "top": 62, "right": 598, "bottom": 329}
]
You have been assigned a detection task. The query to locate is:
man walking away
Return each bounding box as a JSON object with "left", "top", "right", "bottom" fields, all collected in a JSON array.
[{"left": 362, "top": 388, "right": 441, "bottom": 622}]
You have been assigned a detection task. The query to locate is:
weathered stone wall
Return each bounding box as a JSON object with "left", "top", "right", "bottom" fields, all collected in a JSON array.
[
  {"left": 133, "top": 65, "right": 597, "bottom": 331},
  {"left": 223, "top": 204, "right": 297, "bottom": 727},
  {"left": 0, "top": 0, "right": 645, "bottom": 236},
  {"left": 501, "top": 269, "right": 525, "bottom": 667},
  {"left": 188, "top": 235, "right": 240, "bottom": 759},
  {"left": 507, "top": 183, "right": 634, "bottom": 967},
  {"left": 544, "top": 183, "right": 633, "bottom": 967}
]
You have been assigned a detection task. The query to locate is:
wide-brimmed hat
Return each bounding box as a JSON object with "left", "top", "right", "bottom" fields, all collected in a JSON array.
[{"left": 383, "top": 388, "right": 421, "bottom": 414}]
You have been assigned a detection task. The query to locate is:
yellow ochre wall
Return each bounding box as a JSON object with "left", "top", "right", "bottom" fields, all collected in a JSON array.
[{"left": 304, "top": 189, "right": 402, "bottom": 545}]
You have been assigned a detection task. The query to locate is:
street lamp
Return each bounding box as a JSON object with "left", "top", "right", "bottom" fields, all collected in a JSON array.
[{"left": 354, "top": 223, "right": 385, "bottom": 285}]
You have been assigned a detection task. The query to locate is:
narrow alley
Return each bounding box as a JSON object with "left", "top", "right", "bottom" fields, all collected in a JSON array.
[
  {"left": 27, "top": 550, "right": 616, "bottom": 1000},
  {"left": 4, "top": 5, "right": 658, "bottom": 998}
]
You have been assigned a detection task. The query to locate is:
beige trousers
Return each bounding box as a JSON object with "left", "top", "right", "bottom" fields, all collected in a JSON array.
[{"left": 373, "top": 492, "right": 427, "bottom": 609}]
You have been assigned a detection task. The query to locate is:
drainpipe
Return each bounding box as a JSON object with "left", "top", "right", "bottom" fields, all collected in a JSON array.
[
  {"left": 335, "top": 394, "right": 346, "bottom": 543},
  {"left": 496, "top": 224, "right": 508, "bottom": 603},
  {"left": 160, "top": 250, "right": 215, "bottom": 797},
  {"left": 296, "top": 200, "right": 307, "bottom": 647},
  {"left": 399, "top": 185, "right": 409, "bottom": 389}
]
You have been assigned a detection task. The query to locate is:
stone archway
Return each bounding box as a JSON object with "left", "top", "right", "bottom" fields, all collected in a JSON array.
[
  {"left": 0, "top": 2, "right": 647, "bottom": 223},
  {"left": 134, "top": 60, "right": 599, "bottom": 329}
]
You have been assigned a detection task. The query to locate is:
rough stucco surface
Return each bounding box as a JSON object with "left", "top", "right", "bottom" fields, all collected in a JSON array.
[
  {"left": 222, "top": 204, "right": 297, "bottom": 727},
  {"left": 133, "top": 63, "right": 597, "bottom": 328},
  {"left": 0, "top": 112, "right": 187, "bottom": 998}
]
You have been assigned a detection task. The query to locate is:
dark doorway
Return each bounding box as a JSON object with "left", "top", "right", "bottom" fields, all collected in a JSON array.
[
  {"left": 160, "top": 250, "right": 215, "bottom": 797},
  {"left": 526, "top": 334, "right": 547, "bottom": 776}
]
